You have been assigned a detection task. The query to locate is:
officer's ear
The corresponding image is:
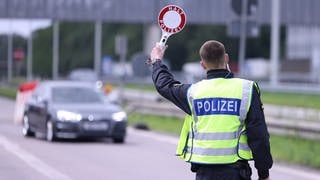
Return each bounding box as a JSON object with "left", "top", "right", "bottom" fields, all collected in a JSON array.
[
  {"left": 224, "top": 53, "right": 231, "bottom": 71},
  {"left": 224, "top": 53, "right": 229, "bottom": 64},
  {"left": 200, "top": 59, "right": 207, "bottom": 70}
]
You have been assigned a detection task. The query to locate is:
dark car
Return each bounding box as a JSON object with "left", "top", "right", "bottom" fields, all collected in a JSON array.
[{"left": 22, "top": 81, "right": 127, "bottom": 143}]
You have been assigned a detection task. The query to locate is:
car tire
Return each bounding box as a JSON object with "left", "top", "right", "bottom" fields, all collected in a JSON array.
[
  {"left": 46, "top": 120, "right": 57, "bottom": 142},
  {"left": 22, "top": 115, "right": 34, "bottom": 137},
  {"left": 112, "top": 136, "right": 125, "bottom": 143}
]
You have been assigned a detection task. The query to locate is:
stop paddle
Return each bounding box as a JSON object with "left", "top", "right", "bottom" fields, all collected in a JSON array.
[{"left": 158, "top": 5, "right": 186, "bottom": 48}]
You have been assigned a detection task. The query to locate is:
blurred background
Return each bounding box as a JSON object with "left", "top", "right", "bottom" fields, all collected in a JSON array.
[
  {"left": 0, "top": 0, "right": 319, "bottom": 87},
  {"left": 1, "top": 0, "right": 320, "bottom": 180}
]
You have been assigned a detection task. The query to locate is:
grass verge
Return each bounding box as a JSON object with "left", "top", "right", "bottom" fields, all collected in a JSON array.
[
  {"left": 271, "top": 135, "right": 320, "bottom": 168},
  {"left": 0, "top": 87, "right": 16, "bottom": 99},
  {"left": 128, "top": 113, "right": 320, "bottom": 169},
  {"left": 128, "top": 113, "right": 184, "bottom": 135},
  {"left": 261, "top": 92, "right": 320, "bottom": 109}
]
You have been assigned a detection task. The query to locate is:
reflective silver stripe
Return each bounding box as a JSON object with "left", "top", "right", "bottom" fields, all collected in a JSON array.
[
  {"left": 239, "top": 80, "right": 252, "bottom": 123},
  {"left": 186, "top": 144, "right": 250, "bottom": 157},
  {"left": 192, "top": 132, "right": 237, "bottom": 140},
  {"left": 237, "top": 80, "right": 253, "bottom": 156},
  {"left": 189, "top": 94, "right": 199, "bottom": 133},
  {"left": 189, "top": 97, "right": 199, "bottom": 125},
  {"left": 187, "top": 85, "right": 198, "bottom": 124},
  {"left": 239, "top": 143, "right": 251, "bottom": 151},
  {"left": 187, "top": 146, "right": 237, "bottom": 156}
]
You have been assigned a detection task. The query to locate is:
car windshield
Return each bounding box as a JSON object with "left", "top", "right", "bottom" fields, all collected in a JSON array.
[
  {"left": 52, "top": 86, "right": 104, "bottom": 104},
  {"left": 69, "top": 70, "right": 98, "bottom": 81}
]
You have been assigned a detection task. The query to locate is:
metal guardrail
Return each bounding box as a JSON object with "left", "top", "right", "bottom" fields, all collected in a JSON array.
[{"left": 123, "top": 90, "right": 320, "bottom": 139}]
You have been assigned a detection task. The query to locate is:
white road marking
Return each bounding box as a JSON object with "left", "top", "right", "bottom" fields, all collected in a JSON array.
[
  {"left": 272, "top": 164, "right": 320, "bottom": 180},
  {"left": 0, "top": 134, "right": 73, "bottom": 180},
  {"left": 129, "top": 128, "right": 320, "bottom": 180}
]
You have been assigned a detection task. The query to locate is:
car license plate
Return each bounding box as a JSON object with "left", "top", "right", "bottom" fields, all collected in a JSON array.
[{"left": 83, "top": 122, "right": 108, "bottom": 131}]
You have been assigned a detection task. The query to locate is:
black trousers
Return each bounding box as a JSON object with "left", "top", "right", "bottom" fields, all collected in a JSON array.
[{"left": 195, "top": 163, "right": 252, "bottom": 180}]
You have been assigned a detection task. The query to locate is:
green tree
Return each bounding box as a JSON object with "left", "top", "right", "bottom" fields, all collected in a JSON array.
[
  {"left": 31, "top": 22, "right": 285, "bottom": 77},
  {"left": 165, "top": 25, "right": 236, "bottom": 70},
  {"left": 59, "top": 22, "right": 94, "bottom": 76},
  {"left": 33, "top": 22, "right": 143, "bottom": 77},
  {"left": 33, "top": 27, "right": 53, "bottom": 78}
]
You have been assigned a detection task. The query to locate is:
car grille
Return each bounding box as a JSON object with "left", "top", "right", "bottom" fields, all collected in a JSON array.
[{"left": 81, "top": 119, "right": 110, "bottom": 131}]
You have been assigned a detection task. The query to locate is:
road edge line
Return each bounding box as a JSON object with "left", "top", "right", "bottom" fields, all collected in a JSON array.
[{"left": 0, "top": 134, "right": 73, "bottom": 180}]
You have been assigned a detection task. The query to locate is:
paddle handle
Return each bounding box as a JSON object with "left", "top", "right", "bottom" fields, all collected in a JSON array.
[{"left": 159, "top": 33, "right": 170, "bottom": 49}]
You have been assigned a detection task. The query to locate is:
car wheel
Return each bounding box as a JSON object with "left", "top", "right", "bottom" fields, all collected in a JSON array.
[
  {"left": 22, "top": 115, "right": 34, "bottom": 137},
  {"left": 112, "top": 136, "right": 125, "bottom": 143},
  {"left": 46, "top": 120, "right": 56, "bottom": 142}
]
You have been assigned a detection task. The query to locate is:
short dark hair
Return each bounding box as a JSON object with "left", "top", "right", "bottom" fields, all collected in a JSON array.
[{"left": 199, "top": 40, "right": 225, "bottom": 66}]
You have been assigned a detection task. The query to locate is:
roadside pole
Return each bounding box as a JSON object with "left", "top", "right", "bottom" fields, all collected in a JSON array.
[
  {"left": 52, "top": 21, "right": 59, "bottom": 80},
  {"left": 27, "top": 21, "right": 33, "bottom": 81},
  {"left": 94, "top": 21, "right": 102, "bottom": 78},
  {"left": 270, "top": 0, "right": 280, "bottom": 86},
  {"left": 115, "top": 35, "right": 127, "bottom": 106},
  {"left": 7, "top": 27, "right": 13, "bottom": 83},
  {"left": 238, "top": 0, "right": 248, "bottom": 77}
]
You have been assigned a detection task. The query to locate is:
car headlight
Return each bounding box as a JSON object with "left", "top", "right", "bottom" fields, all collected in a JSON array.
[
  {"left": 112, "top": 111, "right": 127, "bottom": 122},
  {"left": 57, "top": 110, "right": 82, "bottom": 122}
]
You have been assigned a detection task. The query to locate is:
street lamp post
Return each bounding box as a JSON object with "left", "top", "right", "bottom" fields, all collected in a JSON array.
[
  {"left": 7, "top": 31, "right": 13, "bottom": 82},
  {"left": 27, "top": 27, "right": 33, "bottom": 81},
  {"left": 238, "top": 0, "right": 248, "bottom": 77},
  {"left": 94, "top": 21, "right": 102, "bottom": 78},
  {"left": 270, "top": 0, "right": 280, "bottom": 86},
  {"left": 52, "top": 21, "right": 59, "bottom": 80}
]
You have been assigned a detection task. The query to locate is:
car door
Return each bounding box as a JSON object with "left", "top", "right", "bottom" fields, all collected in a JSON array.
[
  {"left": 27, "top": 84, "right": 48, "bottom": 133},
  {"left": 26, "top": 93, "right": 39, "bottom": 130}
]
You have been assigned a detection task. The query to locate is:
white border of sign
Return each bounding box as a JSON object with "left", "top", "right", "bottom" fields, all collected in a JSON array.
[{"left": 158, "top": 5, "right": 186, "bottom": 47}]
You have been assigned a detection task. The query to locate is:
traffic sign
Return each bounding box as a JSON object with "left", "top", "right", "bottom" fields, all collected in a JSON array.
[
  {"left": 13, "top": 48, "right": 25, "bottom": 61},
  {"left": 158, "top": 5, "right": 186, "bottom": 47}
]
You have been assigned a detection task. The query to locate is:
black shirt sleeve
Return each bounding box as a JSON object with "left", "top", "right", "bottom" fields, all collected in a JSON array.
[
  {"left": 245, "top": 83, "right": 273, "bottom": 179},
  {"left": 151, "top": 61, "right": 192, "bottom": 115}
]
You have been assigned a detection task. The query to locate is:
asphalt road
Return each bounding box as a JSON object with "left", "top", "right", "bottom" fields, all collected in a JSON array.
[{"left": 1, "top": 97, "right": 320, "bottom": 180}]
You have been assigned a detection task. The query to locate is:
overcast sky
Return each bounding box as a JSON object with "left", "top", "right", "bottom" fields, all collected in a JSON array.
[{"left": 0, "top": 19, "right": 51, "bottom": 37}]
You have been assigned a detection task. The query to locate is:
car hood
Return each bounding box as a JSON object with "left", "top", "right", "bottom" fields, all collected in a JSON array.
[{"left": 51, "top": 103, "right": 123, "bottom": 120}]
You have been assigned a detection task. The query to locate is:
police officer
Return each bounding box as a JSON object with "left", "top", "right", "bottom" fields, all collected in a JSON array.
[{"left": 148, "top": 40, "right": 272, "bottom": 180}]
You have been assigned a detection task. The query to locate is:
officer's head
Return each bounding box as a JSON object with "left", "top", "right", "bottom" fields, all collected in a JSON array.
[{"left": 199, "top": 40, "right": 229, "bottom": 71}]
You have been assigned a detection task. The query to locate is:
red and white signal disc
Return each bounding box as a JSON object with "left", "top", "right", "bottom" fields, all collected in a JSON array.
[
  {"left": 157, "top": 5, "right": 186, "bottom": 47},
  {"left": 158, "top": 5, "right": 186, "bottom": 34}
]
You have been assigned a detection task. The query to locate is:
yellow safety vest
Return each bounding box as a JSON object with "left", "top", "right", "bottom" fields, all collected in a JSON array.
[{"left": 176, "top": 78, "right": 254, "bottom": 164}]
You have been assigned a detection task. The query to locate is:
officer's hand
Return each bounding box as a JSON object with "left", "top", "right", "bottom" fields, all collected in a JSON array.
[{"left": 149, "top": 43, "right": 168, "bottom": 64}]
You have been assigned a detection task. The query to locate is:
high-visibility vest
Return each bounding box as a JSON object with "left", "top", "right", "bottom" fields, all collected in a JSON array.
[{"left": 176, "top": 78, "right": 254, "bottom": 164}]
